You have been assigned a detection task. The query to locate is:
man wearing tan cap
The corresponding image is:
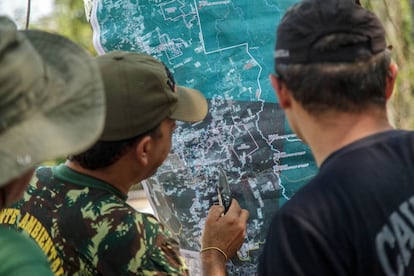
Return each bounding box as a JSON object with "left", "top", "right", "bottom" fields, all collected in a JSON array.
[
  {"left": 0, "top": 16, "right": 105, "bottom": 275},
  {"left": 5, "top": 51, "right": 249, "bottom": 275}
]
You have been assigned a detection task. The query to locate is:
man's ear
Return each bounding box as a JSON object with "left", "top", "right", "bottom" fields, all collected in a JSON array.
[
  {"left": 385, "top": 63, "right": 398, "bottom": 101},
  {"left": 270, "top": 74, "right": 291, "bottom": 109},
  {"left": 135, "top": 136, "right": 152, "bottom": 166}
]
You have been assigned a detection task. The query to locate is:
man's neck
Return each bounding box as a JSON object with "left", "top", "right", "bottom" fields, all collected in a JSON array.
[
  {"left": 64, "top": 160, "right": 138, "bottom": 196},
  {"left": 301, "top": 108, "right": 393, "bottom": 166}
]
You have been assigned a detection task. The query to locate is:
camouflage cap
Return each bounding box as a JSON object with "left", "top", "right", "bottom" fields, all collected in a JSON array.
[
  {"left": 96, "top": 51, "right": 208, "bottom": 141},
  {"left": 0, "top": 16, "right": 106, "bottom": 185}
]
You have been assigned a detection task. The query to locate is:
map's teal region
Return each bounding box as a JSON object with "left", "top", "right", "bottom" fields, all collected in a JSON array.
[
  {"left": 94, "top": 0, "right": 299, "bottom": 103},
  {"left": 278, "top": 119, "right": 317, "bottom": 205}
]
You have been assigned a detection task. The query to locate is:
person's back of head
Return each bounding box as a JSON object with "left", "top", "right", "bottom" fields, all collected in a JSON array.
[
  {"left": 0, "top": 16, "right": 105, "bottom": 205},
  {"left": 69, "top": 51, "right": 208, "bottom": 170},
  {"left": 274, "top": 0, "right": 391, "bottom": 115}
]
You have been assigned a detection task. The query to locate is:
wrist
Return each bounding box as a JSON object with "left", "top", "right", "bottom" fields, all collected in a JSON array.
[
  {"left": 201, "top": 249, "right": 227, "bottom": 276},
  {"left": 201, "top": 248, "right": 227, "bottom": 263},
  {"left": 200, "top": 246, "right": 228, "bottom": 261}
]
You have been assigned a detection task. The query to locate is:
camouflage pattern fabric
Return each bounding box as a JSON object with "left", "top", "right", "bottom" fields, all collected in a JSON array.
[{"left": 0, "top": 165, "right": 188, "bottom": 276}]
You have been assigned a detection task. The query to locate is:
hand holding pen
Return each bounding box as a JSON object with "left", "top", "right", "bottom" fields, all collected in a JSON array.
[
  {"left": 201, "top": 199, "right": 249, "bottom": 275},
  {"left": 200, "top": 166, "right": 249, "bottom": 275}
]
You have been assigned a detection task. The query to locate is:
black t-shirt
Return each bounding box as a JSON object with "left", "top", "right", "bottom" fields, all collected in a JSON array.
[{"left": 258, "top": 130, "right": 414, "bottom": 276}]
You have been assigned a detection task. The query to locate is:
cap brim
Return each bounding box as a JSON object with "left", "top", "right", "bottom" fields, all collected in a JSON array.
[
  {"left": 0, "top": 31, "right": 105, "bottom": 185},
  {"left": 170, "top": 86, "right": 208, "bottom": 123}
]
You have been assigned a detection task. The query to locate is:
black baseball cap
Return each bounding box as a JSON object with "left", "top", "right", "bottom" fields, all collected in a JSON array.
[{"left": 274, "top": 0, "right": 387, "bottom": 65}]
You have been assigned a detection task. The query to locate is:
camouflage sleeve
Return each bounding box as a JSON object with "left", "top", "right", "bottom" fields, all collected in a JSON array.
[
  {"left": 93, "top": 205, "right": 189, "bottom": 275},
  {"left": 127, "top": 212, "right": 189, "bottom": 275}
]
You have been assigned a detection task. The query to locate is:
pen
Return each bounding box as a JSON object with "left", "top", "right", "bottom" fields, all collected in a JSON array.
[
  {"left": 217, "top": 185, "right": 224, "bottom": 207},
  {"left": 217, "top": 185, "right": 225, "bottom": 217}
]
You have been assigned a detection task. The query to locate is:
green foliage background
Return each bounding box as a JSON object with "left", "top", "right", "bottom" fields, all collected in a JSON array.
[
  {"left": 365, "top": 0, "right": 414, "bottom": 130},
  {"left": 31, "top": 0, "right": 96, "bottom": 54}
]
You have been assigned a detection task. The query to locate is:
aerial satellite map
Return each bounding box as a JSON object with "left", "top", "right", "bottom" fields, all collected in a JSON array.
[{"left": 88, "top": 0, "right": 317, "bottom": 274}]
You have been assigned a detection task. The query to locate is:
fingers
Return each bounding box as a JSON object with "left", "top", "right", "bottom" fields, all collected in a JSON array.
[
  {"left": 205, "top": 198, "right": 249, "bottom": 230},
  {"left": 227, "top": 198, "right": 240, "bottom": 214},
  {"left": 206, "top": 204, "right": 225, "bottom": 223},
  {"left": 240, "top": 207, "right": 249, "bottom": 222},
  {"left": 226, "top": 199, "right": 249, "bottom": 221},
  {"left": 220, "top": 199, "right": 249, "bottom": 238},
  {"left": 201, "top": 198, "right": 250, "bottom": 260}
]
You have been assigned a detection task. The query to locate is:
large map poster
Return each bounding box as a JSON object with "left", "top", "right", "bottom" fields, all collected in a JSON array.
[{"left": 88, "top": 0, "right": 317, "bottom": 274}]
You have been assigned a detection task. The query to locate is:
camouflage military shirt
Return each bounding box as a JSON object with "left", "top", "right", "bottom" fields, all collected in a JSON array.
[{"left": 0, "top": 165, "right": 189, "bottom": 275}]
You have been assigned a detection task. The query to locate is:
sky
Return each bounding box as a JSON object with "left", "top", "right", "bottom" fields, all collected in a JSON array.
[{"left": 0, "top": 0, "right": 54, "bottom": 28}]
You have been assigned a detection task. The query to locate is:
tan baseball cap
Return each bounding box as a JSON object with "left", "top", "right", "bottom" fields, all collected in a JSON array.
[
  {"left": 0, "top": 16, "right": 106, "bottom": 185},
  {"left": 96, "top": 51, "right": 208, "bottom": 141}
]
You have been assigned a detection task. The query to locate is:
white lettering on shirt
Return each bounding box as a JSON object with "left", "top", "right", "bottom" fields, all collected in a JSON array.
[{"left": 376, "top": 196, "right": 414, "bottom": 276}]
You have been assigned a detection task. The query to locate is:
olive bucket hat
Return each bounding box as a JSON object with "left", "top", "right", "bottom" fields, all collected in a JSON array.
[{"left": 0, "top": 16, "right": 106, "bottom": 185}]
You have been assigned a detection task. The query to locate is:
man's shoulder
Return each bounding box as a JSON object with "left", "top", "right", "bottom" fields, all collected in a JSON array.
[
  {"left": 0, "top": 226, "right": 36, "bottom": 248},
  {"left": 0, "top": 227, "right": 52, "bottom": 271},
  {"left": 325, "top": 130, "right": 414, "bottom": 166},
  {"left": 33, "top": 165, "right": 54, "bottom": 182}
]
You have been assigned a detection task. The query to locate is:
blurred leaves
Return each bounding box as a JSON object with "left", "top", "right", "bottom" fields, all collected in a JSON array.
[
  {"left": 29, "top": 0, "right": 96, "bottom": 55},
  {"left": 364, "top": 0, "right": 414, "bottom": 129}
]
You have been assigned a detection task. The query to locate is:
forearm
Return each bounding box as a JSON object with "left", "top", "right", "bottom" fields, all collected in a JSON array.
[{"left": 201, "top": 250, "right": 227, "bottom": 276}]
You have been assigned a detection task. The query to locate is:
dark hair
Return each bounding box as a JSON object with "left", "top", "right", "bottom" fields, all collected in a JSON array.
[
  {"left": 276, "top": 46, "right": 391, "bottom": 115},
  {"left": 68, "top": 124, "right": 161, "bottom": 170}
]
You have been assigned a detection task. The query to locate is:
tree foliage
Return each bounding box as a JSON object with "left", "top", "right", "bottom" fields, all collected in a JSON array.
[
  {"left": 363, "top": 0, "right": 414, "bottom": 129},
  {"left": 30, "top": 0, "right": 95, "bottom": 55}
]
